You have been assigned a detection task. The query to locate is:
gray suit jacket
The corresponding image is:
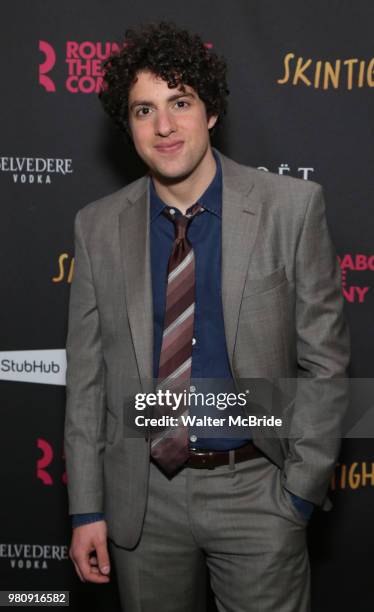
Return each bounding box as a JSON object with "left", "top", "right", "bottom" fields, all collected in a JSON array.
[{"left": 64, "top": 148, "right": 350, "bottom": 548}]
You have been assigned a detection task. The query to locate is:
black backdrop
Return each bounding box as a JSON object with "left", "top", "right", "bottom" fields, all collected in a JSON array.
[{"left": 1, "top": 1, "right": 373, "bottom": 610}]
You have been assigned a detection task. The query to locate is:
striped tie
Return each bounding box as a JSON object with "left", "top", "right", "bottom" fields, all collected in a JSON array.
[{"left": 150, "top": 203, "right": 204, "bottom": 476}]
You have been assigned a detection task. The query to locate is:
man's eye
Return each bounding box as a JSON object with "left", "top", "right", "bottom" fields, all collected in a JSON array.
[
  {"left": 136, "top": 107, "right": 151, "bottom": 117},
  {"left": 175, "top": 100, "right": 189, "bottom": 109}
]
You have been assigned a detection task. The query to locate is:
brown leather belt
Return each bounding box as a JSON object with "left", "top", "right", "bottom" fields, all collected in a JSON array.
[{"left": 186, "top": 441, "right": 262, "bottom": 469}]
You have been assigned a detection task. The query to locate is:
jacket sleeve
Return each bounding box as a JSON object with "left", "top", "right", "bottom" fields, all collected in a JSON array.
[
  {"left": 283, "top": 184, "right": 351, "bottom": 506},
  {"left": 64, "top": 210, "right": 107, "bottom": 515}
]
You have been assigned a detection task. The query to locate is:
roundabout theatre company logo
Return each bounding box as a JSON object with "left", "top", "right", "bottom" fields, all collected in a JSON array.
[
  {"left": 38, "top": 39, "right": 213, "bottom": 93},
  {"left": 338, "top": 254, "right": 373, "bottom": 304},
  {"left": 38, "top": 40, "right": 120, "bottom": 93}
]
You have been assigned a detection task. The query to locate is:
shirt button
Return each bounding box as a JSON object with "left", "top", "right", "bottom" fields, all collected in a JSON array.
[
  {"left": 169, "top": 208, "right": 175, "bottom": 215},
  {"left": 190, "top": 385, "right": 196, "bottom": 392},
  {"left": 190, "top": 434, "right": 197, "bottom": 443},
  {"left": 192, "top": 337, "right": 196, "bottom": 346}
]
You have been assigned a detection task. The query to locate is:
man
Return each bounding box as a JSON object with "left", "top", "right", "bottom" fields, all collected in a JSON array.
[{"left": 64, "top": 21, "right": 350, "bottom": 612}]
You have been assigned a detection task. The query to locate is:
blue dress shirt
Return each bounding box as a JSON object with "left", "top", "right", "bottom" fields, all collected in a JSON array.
[{"left": 150, "top": 148, "right": 249, "bottom": 451}]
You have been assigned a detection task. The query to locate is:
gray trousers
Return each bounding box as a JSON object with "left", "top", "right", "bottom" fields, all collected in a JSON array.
[{"left": 108, "top": 454, "right": 311, "bottom": 612}]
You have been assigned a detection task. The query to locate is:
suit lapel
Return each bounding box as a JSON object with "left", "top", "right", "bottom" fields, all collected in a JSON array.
[
  {"left": 218, "top": 151, "right": 263, "bottom": 373},
  {"left": 119, "top": 179, "right": 154, "bottom": 382}
]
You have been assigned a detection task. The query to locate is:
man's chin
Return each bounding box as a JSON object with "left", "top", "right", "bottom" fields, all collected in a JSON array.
[{"left": 150, "top": 164, "right": 194, "bottom": 185}]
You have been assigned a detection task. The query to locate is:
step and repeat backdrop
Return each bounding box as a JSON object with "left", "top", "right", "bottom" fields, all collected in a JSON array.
[{"left": 1, "top": 1, "right": 373, "bottom": 610}]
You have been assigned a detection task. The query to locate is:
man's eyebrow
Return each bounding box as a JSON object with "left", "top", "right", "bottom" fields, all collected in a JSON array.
[{"left": 129, "top": 92, "right": 196, "bottom": 111}]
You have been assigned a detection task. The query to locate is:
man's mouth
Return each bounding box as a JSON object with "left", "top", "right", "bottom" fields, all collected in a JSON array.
[{"left": 154, "top": 141, "right": 184, "bottom": 154}]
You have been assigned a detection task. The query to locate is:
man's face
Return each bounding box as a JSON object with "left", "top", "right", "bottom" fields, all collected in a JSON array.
[{"left": 127, "top": 70, "right": 218, "bottom": 181}]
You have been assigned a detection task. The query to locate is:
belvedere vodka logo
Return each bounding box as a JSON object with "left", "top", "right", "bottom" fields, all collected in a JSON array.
[
  {"left": 0, "top": 156, "right": 73, "bottom": 185},
  {"left": 0, "top": 543, "right": 68, "bottom": 570}
]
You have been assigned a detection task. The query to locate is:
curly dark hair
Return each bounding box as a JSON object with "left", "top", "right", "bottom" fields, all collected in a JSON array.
[{"left": 98, "top": 21, "right": 229, "bottom": 136}]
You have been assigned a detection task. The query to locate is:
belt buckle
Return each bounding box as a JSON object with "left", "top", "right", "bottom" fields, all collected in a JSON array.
[
  {"left": 190, "top": 448, "right": 216, "bottom": 469},
  {"left": 201, "top": 450, "right": 216, "bottom": 469}
]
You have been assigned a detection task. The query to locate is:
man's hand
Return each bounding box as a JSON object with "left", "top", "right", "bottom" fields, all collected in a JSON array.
[{"left": 69, "top": 520, "right": 111, "bottom": 583}]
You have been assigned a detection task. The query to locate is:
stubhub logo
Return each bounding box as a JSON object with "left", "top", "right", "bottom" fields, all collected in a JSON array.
[{"left": 0, "top": 349, "right": 66, "bottom": 385}]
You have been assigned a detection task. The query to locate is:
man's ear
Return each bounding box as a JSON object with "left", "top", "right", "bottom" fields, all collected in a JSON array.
[{"left": 207, "top": 114, "right": 219, "bottom": 130}]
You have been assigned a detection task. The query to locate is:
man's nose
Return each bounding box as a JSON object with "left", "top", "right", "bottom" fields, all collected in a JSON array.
[{"left": 154, "top": 108, "right": 176, "bottom": 136}]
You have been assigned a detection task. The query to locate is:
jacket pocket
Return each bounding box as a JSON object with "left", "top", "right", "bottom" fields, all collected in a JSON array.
[
  {"left": 242, "top": 265, "right": 287, "bottom": 298},
  {"left": 280, "top": 485, "right": 309, "bottom": 525}
]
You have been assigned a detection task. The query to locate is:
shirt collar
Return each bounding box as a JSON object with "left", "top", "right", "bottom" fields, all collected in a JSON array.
[{"left": 149, "top": 148, "right": 222, "bottom": 222}]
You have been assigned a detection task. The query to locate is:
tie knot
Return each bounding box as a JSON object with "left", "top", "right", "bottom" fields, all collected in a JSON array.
[
  {"left": 174, "top": 216, "right": 189, "bottom": 241},
  {"left": 163, "top": 203, "right": 204, "bottom": 241}
]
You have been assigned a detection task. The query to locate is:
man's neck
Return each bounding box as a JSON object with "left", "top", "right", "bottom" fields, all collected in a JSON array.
[{"left": 151, "top": 147, "right": 217, "bottom": 215}]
